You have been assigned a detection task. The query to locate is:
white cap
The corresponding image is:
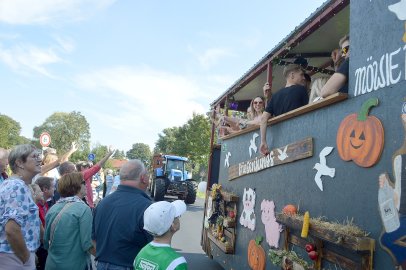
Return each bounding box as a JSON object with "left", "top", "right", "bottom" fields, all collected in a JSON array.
[{"left": 143, "top": 200, "right": 187, "bottom": 236}]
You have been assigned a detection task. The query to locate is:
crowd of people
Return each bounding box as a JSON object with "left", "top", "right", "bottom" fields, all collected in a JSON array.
[
  {"left": 0, "top": 143, "right": 188, "bottom": 270},
  {"left": 212, "top": 35, "right": 350, "bottom": 155}
]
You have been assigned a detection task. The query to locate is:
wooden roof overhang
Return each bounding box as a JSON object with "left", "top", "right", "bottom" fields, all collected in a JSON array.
[{"left": 210, "top": 0, "right": 350, "bottom": 109}]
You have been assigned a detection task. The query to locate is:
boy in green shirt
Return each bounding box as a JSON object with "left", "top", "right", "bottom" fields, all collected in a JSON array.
[{"left": 134, "top": 200, "right": 188, "bottom": 270}]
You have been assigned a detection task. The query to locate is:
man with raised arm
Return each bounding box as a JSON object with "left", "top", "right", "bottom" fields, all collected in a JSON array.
[{"left": 260, "top": 64, "right": 309, "bottom": 155}]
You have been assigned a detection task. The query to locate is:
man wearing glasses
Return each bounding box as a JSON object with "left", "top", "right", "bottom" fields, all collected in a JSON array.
[{"left": 321, "top": 34, "right": 350, "bottom": 98}]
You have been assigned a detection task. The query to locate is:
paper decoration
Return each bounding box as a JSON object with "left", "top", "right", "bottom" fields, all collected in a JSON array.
[
  {"left": 378, "top": 102, "right": 406, "bottom": 267},
  {"left": 313, "top": 146, "right": 336, "bottom": 191},
  {"left": 240, "top": 188, "right": 256, "bottom": 230},
  {"left": 261, "top": 200, "right": 282, "bottom": 248},
  {"left": 336, "top": 98, "right": 384, "bottom": 167},
  {"left": 224, "top": 152, "right": 231, "bottom": 168},
  {"left": 277, "top": 145, "right": 288, "bottom": 161},
  {"left": 249, "top": 133, "right": 259, "bottom": 158}
]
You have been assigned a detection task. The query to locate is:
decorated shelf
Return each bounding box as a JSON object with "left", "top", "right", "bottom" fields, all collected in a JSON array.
[
  {"left": 206, "top": 185, "right": 239, "bottom": 255},
  {"left": 220, "top": 190, "right": 238, "bottom": 202},
  {"left": 276, "top": 213, "right": 375, "bottom": 270},
  {"left": 276, "top": 213, "right": 374, "bottom": 252},
  {"left": 208, "top": 229, "right": 234, "bottom": 254}
]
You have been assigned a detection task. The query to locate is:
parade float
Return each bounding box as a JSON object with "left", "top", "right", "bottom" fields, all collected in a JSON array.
[{"left": 201, "top": 0, "right": 406, "bottom": 269}]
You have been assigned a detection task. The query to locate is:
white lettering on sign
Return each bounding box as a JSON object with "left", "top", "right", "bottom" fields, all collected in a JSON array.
[
  {"left": 354, "top": 46, "right": 406, "bottom": 96},
  {"left": 238, "top": 152, "right": 275, "bottom": 177}
]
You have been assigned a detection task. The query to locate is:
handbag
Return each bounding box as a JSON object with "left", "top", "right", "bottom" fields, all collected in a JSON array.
[{"left": 49, "top": 202, "right": 74, "bottom": 249}]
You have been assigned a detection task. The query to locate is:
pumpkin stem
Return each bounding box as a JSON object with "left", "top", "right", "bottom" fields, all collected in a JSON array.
[
  {"left": 357, "top": 98, "right": 379, "bottom": 121},
  {"left": 255, "top": 236, "right": 263, "bottom": 245}
]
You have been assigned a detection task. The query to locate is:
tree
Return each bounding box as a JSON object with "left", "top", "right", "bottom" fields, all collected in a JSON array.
[
  {"left": 112, "top": 150, "right": 126, "bottom": 159},
  {"left": 0, "top": 114, "right": 30, "bottom": 148},
  {"left": 33, "top": 111, "right": 91, "bottom": 154},
  {"left": 153, "top": 113, "right": 211, "bottom": 179},
  {"left": 154, "top": 127, "right": 180, "bottom": 154},
  {"left": 126, "top": 143, "right": 152, "bottom": 166}
]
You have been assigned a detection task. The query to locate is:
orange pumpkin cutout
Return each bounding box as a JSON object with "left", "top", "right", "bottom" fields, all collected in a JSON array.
[
  {"left": 337, "top": 98, "right": 384, "bottom": 167},
  {"left": 282, "top": 204, "right": 297, "bottom": 216},
  {"left": 248, "top": 236, "right": 266, "bottom": 270}
]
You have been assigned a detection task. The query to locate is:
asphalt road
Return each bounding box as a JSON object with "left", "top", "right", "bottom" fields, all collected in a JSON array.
[{"left": 164, "top": 195, "right": 224, "bottom": 270}]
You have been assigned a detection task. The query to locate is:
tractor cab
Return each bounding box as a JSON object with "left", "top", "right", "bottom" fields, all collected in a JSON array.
[
  {"left": 164, "top": 158, "right": 188, "bottom": 181},
  {"left": 151, "top": 154, "right": 196, "bottom": 204}
]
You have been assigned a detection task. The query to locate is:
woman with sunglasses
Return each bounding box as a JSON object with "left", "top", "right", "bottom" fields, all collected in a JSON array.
[
  {"left": 0, "top": 144, "right": 43, "bottom": 269},
  {"left": 219, "top": 96, "right": 265, "bottom": 135},
  {"left": 321, "top": 34, "right": 350, "bottom": 98}
]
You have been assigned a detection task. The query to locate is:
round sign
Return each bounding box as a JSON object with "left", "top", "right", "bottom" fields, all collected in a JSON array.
[
  {"left": 39, "top": 132, "right": 51, "bottom": 147},
  {"left": 88, "top": 153, "right": 95, "bottom": 161}
]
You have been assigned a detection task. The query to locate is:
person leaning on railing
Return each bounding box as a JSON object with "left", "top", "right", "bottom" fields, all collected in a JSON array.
[
  {"left": 321, "top": 34, "right": 350, "bottom": 98},
  {"left": 219, "top": 96, "right": 265, "bottom": 135}
]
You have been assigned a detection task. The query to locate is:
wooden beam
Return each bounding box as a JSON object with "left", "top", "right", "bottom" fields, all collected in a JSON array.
[{"left": 221, "top": 93, "right": 348, "bottom": 141}]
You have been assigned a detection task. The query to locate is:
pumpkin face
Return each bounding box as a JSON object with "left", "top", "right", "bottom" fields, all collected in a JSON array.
[
  {"left": 282, "top": 204, "right": 297, "bottom": 216},
  {"left": 248, "top": 239, "right": 266, "bottom": 270},
  {"left": 336, "top": 98, "right": 384, "bottom": 167}
]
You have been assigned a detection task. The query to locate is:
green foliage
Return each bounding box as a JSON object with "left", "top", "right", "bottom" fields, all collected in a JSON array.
[
  {"left": 269, "top": 249, "right": 311, "bottom": 269},
  {"left": 112, "top": 149, "right": 126, "bottom": 159},
  {"left": 126, "top": 143, "right": 152, "bottom": 166},
  {"left": 153, "top": 113, "right": 211, "bottom": 179},
  {"left": 33, "top": 111, "right": 91, "bottom": 154},
  {"left": 90, "top": 143, "right": 108, "bottom": 163},
  {"left": 154, "top": 127, "right": 180, "bottom": 154},
  {"left": 0, "top": 114, "right": 30, "bottom": 148}
]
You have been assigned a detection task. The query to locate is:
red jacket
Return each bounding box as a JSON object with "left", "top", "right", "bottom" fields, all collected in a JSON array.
[{"left": 82, "top": 164, "right": 101, "bottom": 208}]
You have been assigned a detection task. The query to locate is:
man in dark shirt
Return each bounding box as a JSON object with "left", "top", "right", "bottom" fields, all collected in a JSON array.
[
  {"left": 260, "top": 64, "right": 309, "bottom": 155},
  {"left": 321, "top": 34, "right": 350, "bottom": 97},
  {"left": 92, "top": 159, "right": 153, "bottom": 269}
]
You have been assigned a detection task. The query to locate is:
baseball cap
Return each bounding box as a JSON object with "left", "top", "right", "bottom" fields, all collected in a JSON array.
[{"left": 143, "top": 200, "right": 187, "bottom": 236}]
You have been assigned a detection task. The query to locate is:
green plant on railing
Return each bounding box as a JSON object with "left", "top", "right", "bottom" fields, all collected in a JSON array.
[{"left": 269, "top": 249, "right": 312, "bottom": 269}]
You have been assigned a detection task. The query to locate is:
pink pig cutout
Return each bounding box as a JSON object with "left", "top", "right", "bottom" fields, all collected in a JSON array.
[{"left": 261, "top": 199, "right": 283, "bottom": 248}]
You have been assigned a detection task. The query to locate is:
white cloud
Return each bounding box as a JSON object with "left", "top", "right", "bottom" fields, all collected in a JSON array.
[
  {"left": 0, "top": 0, "right": 117, "bottom": 25},
  {"left": 0, "top": 43, "right": 62, "bottom": 77},
  {"left": 187, "top": 44, "right": 234, "bottom": 70},
  {"left": 75, "top": 66, "right": 207, "bottom": 149},
  {"left": 53, "top": 35, "right": 75, "bottom": 53},
  {"left": 197, "top": 48, "right": 234, "bottom": 69}
]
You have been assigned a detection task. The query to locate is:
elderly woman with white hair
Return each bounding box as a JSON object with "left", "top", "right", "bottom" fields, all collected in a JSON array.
[
  {"left": 105, "top": 169, "right": 114, "bottom": 196},
  {"left": 0, "top": 144, "right": 42, "bottom": 269}
]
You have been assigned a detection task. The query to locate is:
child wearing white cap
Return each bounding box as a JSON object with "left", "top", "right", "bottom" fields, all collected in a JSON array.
[{"left": 134, "top": 200, "right": 188, "bottom": 270}]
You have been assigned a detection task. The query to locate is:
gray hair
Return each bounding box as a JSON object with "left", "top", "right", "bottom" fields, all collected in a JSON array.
[
  {"left": 59, "top": 161, "right": 77, "bottom": 176},
  {"left": 8, "top": 144, "right": 38, "bottom": 173},
  {"left": 120, "top": 160, "right": 146, "bottom": 181}
]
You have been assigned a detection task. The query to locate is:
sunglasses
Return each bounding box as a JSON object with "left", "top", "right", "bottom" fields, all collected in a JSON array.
[
  {"left": 253, "top": 101, "right": 263, "bottom": 105},
  {"left": 341, "top": 45, "right": 349, "bottom": 55}
]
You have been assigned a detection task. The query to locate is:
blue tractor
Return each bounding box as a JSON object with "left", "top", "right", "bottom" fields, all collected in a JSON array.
[{"left": 149, "top": 154, "right": 197, "bottom": 204}]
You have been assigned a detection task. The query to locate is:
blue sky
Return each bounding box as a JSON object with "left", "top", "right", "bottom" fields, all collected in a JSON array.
[{"left": 0, "top": 0, "right": 326, "bottom": 152}]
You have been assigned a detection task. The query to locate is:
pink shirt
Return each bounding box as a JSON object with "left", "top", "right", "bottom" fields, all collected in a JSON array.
[{"left": 82, "top": 164, "right": 101, "bottom": 208}]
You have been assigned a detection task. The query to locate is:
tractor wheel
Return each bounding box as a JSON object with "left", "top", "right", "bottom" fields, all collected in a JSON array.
[
  {"left": 154, "top": 178, "right": 166, "bottom": 202},
  {"left": 184, "top": 181, "right": 196, "bottom": 204}
]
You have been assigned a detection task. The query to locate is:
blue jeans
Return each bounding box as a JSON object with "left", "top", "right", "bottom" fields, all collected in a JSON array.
[{"left": 96, "top": 261, "right": 133, "bottom": 270}]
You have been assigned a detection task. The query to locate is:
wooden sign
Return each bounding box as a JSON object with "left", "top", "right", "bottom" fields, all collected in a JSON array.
[{"left": 228, "top": 137, "right": 313, "bottom": 181}]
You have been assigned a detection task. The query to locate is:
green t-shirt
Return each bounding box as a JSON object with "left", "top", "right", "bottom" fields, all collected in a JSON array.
[{"left": 134, "top": 242, "right": 188, "bottom": 270}]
